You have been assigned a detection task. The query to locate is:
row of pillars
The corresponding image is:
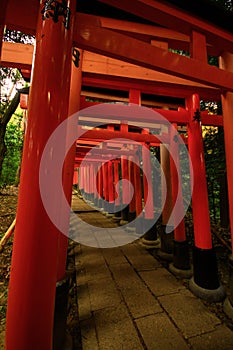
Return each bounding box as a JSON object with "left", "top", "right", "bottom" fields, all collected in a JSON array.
[
  {"left": 75, "top": 93, "right": 225, "bottom": 304},
  {"left": 2, "top": 2, "right": 233, "bottom": 349}
]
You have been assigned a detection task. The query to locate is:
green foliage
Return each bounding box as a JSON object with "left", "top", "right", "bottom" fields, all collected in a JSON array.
[
  {"left": 211, "top": 0, "right": 233, "bottom": 11},
  {"left": 0, "top": 112, "right": 24, "bottom": 186},
  {"left": 203, "top": 126, "right": 226, "bottom": 223},
  {"left": 3, "top": 29, "right": 34, "bottom": 44},
  {"left": 0, "top": 29, "right": 33, "bottom": 181}
]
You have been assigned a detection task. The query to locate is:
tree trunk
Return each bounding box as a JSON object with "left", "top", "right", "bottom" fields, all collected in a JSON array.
[
  {"left": 0, "top": 124, "right": 7, "bottom": 177},
  {"left": 0, "top": 86, "right": 29, "bottom": 178}
]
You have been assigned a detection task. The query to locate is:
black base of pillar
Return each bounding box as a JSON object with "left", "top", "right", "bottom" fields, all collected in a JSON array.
[
  {"left": 124, "top": 211, "right": 137, "bottom": 231},
  {"left": 89, "top": 193, "right": 94, "bottom": 204},
  {"left": 135, "top": 216, "right": 144, "bottom": 234},
  {"left": 112, "top": 205, "right": 122, "bottom": 221},
  {"left": 169, "top": 240, "right": 192, "bottom": 278},
  {"left": 157, "top": 225, "right": 174, "bottom": 261},
  {"left": 128, "top": 211, "right": 136, "bottom": 222},
  {"left": 97, "top": 197, "right": 104, "bottom": 209},
  {"left": 105, "top": 202, "right": 115, "bottom": 215},
  {"left": 120, "top": 205, "right": 129, "bottom": 225},
  {"left": 189, "top": 246, "right": 225, "bottom": 302},
  {"left": 93, "top": 197, "right": 99, "bottom": 207},
  {"left": 140, "top": 221, "right": 160, "bottom": 249},
  {"left": 223, "top": 256, "right": 233, "bottom": 320},
  {"left": 173, "top": 240, "right": 191, "bottom": 270},
  {"left": 53, "top": 278, "right": 69, "bottom": 350}
]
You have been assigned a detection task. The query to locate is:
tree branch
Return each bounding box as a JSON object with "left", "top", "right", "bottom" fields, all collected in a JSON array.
[{"left": 1, "top": 86, "right": 30, "bottom": 126}]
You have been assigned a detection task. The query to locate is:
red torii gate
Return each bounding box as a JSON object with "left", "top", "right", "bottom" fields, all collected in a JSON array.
[{"left": 1, "top": 1, "right": 233, "bottom": 349}]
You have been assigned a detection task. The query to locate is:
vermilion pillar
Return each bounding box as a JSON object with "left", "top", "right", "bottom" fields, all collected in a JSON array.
[
  {"left": 219, "top": 52, "right": 233, "bottom": 318},
  {"left": 73, "top": 168, "right": 78, "bottom": 185},
  {"left": 97, "top": 162, "right": 104, "bottom": 208},
  {"left": 187, "top": 94, "right": 224, "bottom": 302},
  {"left": 140, "top": 140, "right": 159, "bottom": 248},
  {"left": 103, "top": 161, "right": 109, "bottom": 212},
  {"left": 169, "top": 124, "right": 191, "bottom": 276},
  {"left": 159, "top": 142, "right": 174, "bottom": 258},
  {"left": 107, "top": 160, "right": 114, "bottom": 214},
  {"left": 89, "top": 163, "right": 95, "bottom": 202},
  {"left": 112, "top": 160, "right": 122, "bottom": 221},
  {"left": 134, "top": 155, "right": 142, "bottom": 217},
  {"left": 79, "top": 164, "right": 84, "bottom": 196},
  {"left": 142, "top": 142, "right": 154, "bottom": 220},
  {"left": 93, "top": 164, "right": 99, "bottom": 206},
  {"left": 86, "top": 164, "right": 91, "bottom": 200},
  {"left": 57, "top": 49, "right": 83, "bottom": 281},
  {"left": 128, "top": 155, "right": 136, "bottom": 222},
  {"left": 120, "top": 155, "right": 130, "bottom": 224},
  {"left": 6, "top": 1, "right": 76, "bottom": 349}
]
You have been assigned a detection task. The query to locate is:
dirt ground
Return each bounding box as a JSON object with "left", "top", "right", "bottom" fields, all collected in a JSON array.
[
  {"left": 0, "top": 186, "right": 80, "bottom": 349},
  {"left": 0, "top": 186, "right": 233, "bottom": 349},
  {"left": 0, "top": 186, "right": 17, "bottom": 349}
]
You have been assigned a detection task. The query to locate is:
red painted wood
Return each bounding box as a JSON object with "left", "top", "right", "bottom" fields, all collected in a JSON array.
[
  {"left": 190, "top": 31, "right": 208, "bottom": 62},
  {"left": 79, "top": 128, "right": 168, "bottom": 144},
  {"left": 114, "top": 160, "right": 121, "bottom": 206},
  {"left": 187, "top": 94, "right": 212, "bottom": 249},
  {"left": 121, "top": 156, "right": 130, "bottom": 204},
  {"left": 161, "top": 143, "right": 173, "bottom": 226},
  {"left": 74, "top": 15, "right": 233, "bottom": 91},
  {"left": 79, "top": 165, "right": 84, "bottom": 192},
  {"left": 170, "top": 124, "right": 186, "bottom": 241},
  {"left": 142, "top": 139, "right": 154, "bottom": 219},
  {"left": 20, "top": 94, "right": 28, "bottom": 110},
  {"left": 97, "top": 163, "right": 104, "bottom": 200},
  {"left": 5, "top": 1, "right": 76, "bottom": 348},
  {"left": 73, "top": 168, "right": 78, "bottom": 185},
  {"left": 82, "top": 75, "right": 221, "bottom": 101},
  {"left": 129, "top": 88, "right": 141, "bottom": 105},
  {"left": 57, "top": 51, "right": 83, "bottom": 282},
  {"left": 98, "top": 0, "right": 233, "bottom": 53},
  {"left": 108, "top": 160, "right": 114, "bottom": 203},
  {"left": 5, "top": 0, "right": 39, "bottom": 35},
  {"left": 103, "top": 161, "right": 109, "bottom": 202},
  {"left": 134, "top": 157, "right": 143, "bottom": 216},
  {"left": 129, "top": 156, "right": 136, "bottom": 213}
]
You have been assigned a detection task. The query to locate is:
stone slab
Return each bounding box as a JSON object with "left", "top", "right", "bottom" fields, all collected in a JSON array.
[
  {"left": 88, "top": 277, "right": 122, "bottom": 311},
  {"left": 94, "top": 305, "right": 144, "bottom": 350},
  {"left": 101, "top": 247, "right": 128, "bottom": 265},
  {"left": 121, "top": 243, "right": 161, "bottom": 271},
  {"left": 189, "top": 325, "right": 233, "bottom": 350},
  {"left": 139, "top": 268, "right": 185, "bottom": 297},
  {"left": 136, "top": 313, "right": 190, "bottom": 350},
  {"left": 80, "top": 317, "right": 99, "bottom": 350},
  {"left": 158, "top": 289, "right": 221, "bottom": 338},
  {"left": 76, "top": 283, "right": 92, "bottom": 321},
  {"left": 110, "top": 263, "right": 163, "bottom": 319},
  {"left": 79, "top": 246, "right": 111, "bottom": 281}
]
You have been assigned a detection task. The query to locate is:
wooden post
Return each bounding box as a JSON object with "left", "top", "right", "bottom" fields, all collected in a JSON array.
[
  {"left": 169, "top": 123, "right": 191, "bottom": 276},
  {"left": 187, "top": 94, "right": 225, "bottom": 302},
  {"left": 6, "top": 1, "right": 76, "bottom": 348},
  {"left": 159, "top": 141, "right": 174, "bottom": 258},
  {"left": 57, "top": 49, "right": 83, "bottom": 281}
]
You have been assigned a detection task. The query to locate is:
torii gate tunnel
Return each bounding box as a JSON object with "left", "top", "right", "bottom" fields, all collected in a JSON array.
[{"left": 1, "top": 0, "right": 233, "bottom": 349}]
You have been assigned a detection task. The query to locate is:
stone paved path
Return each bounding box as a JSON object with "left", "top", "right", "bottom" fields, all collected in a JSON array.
[{"left": 71, "top": 195, "right": 233, "bottom": 350}]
